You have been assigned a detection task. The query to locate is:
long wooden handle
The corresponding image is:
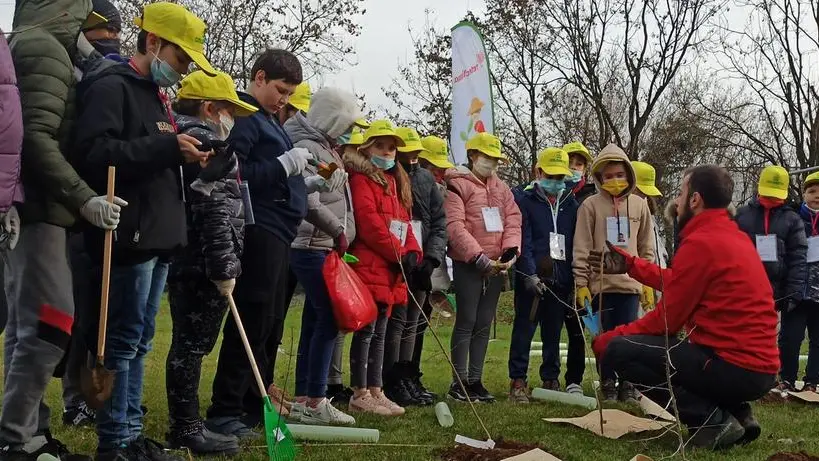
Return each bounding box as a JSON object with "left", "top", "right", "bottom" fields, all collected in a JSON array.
[
  {"left": 97, "top": 166, "right": 115, "bottom": 363},
  {"left": 227, "top": 293, "right": 267, "bottom": 398}
]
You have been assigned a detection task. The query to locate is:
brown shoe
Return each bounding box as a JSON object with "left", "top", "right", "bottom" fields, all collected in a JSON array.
[
  {"left": 267, "top": 383, "right": 293, "bottom": 412},
  {"left": 508, "top": 379, "right": 529, "bottom": 404}
]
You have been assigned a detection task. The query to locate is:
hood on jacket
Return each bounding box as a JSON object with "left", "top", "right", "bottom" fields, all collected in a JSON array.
[
  {"left": 284, "top": 112, "right": 328, "bottom": 146},
  {"left": 175, "top": 114, "right": 211, "bottom": 136},
  {"left": 78, "top": 56, "right": 148, "bottom": 91},
  {"left": 13, "top": 0, "right": 92, "bottom": 53},
  {"left": 446, "top": 165, "right": 485, "bottom": 187},
  {"left": 307, "top": 88, "right": 363, "bottom": 139},
  {"left": 590, "top": 144, "right": 636, "bottom": 198}
]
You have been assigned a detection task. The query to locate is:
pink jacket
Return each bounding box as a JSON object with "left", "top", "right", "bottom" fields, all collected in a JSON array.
[
  {"left": 0, "top": 30, "right": 23, "bottom": 213},
  {"left": 445, "top": 166, "right": 522, "bottom": 262}
]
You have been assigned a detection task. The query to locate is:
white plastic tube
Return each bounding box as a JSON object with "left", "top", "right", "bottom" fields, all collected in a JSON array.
[
  {"left": 287, "top": 424, "right": 380, "bottom": 443},
  {"left": 531, "top": 388, "right": 598, "bottom": 409},
  {"left": 435, "top": 402, "right": 454, "bottom": 427}
]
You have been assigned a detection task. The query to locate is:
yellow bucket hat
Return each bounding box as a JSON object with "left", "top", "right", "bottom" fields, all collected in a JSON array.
[
  {"left": 396, "top": 127, "right": 429, "bottom": 153},
  {"left": 631, "top": 161, "right": 662, "bottom": 197},
  {"left": 563, "top": 141, "right": 592, "bottom": 164},
  {"left": 420, "top": 136, "right": 454, "bottom": 169},
  {"left": 342, "top": 127, "right": 365, "bottom": 146},
  {"left": 804, "top": 172, "right": 819, "bottom": 191},
  {"left": 465, "top": 132, "right": 504, "bottom": 160},
  {"left": 362, "top": 120, "right": 405, "bottom": 147},
  {"left": 758, "top": 165, "right": 789, "bottom": 200},
  {"left": 536, "top": 148, "right": 572, "bottom": 177},
  {"left": 289, "top": 82, "right": 311, "bottom": 113},
  {"left": 135, "top": 2, "right": 216, "bottom": 76},
  {"left": 354, "top": 118, "right": 370, "bottom": 128},
  {"left": 178, "top": 70, "right": 258, "bottom": 117}
]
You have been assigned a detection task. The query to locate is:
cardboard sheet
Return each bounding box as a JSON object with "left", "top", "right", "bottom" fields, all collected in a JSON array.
[
  {"left": 544, "top": 409, "right": 672, "bottom": 439},
  {"left": 788, "top": 391, "right": 819, "bottom": 404},
  {"left": 638, "top": 395, "right": 676, "bottom": 422},
  {"left": 502, "top": 448, "right": 562, "bottom": 461}
]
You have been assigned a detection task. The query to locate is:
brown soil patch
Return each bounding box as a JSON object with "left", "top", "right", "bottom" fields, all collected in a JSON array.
[{"left": 440, "top": 439, "right": 545, "bottom": 461}]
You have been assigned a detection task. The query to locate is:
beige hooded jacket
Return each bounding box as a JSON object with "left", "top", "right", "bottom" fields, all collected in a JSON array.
[{"left": 572, "top": 144, "right": 655, "bottom": 294}]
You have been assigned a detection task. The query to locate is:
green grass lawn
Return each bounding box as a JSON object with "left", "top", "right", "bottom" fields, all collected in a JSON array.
[{"left": 3, "top": 291, "right": 818, "bottom": 460}]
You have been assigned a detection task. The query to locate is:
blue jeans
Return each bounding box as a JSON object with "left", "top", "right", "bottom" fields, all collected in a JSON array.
[
  {"left": 97, "top": 258, "right": 167, "bottom": 449},
  {"left": 596, "top": 293, "right": 639, "bottom": 380},
  {"left": 291, "top": 250, "right": 338, "bottom": 398},
  {"left": 508, "top": 287, "right": 569, "bottom": 382}
]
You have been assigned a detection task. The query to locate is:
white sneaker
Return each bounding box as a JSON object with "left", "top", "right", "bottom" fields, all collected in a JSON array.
[
  {"left": 300, "top": 398, "right": 356, "bottom": 426},
  {"left": 289, "top": 401, "right": 306, "bottom": 423},
  {"left": 566, "top": 383, "right": 584, "bottom": 395}
]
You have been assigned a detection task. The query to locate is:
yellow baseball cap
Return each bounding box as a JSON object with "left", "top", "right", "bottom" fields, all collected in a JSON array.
[
  {"left": 289, "top": 82, "right": 311, "bottom": 113},
  {"left": 536, "top": 148, "right": 572, "bottom": 177},
  {"left": 563, "top": 141, "right": 592, "bottom": 164},
  {"left": 758, "top": 165, "right": 789, "bottom": 200},
  {"left": 178, "top": 70, "right": 258, "bottom": 117},
  {"left": 362, "top": 120, "right": 405, "bottom": 147},
  {"left": 420, "top": 136, "right": 454, "bottom": 169},
  {"left": 396, "top": 127, "right": 428, "bottom": 153},
  {"left": 804, "top": 172, "right": 819, "bottom": 190},
  {"left": 135, "top": 2, "right": 216, "bottom": 76},
  {"left": 465, "top": 132, "right": 504, "bottom": 160},
  {"left": 632, "top": 161, "right": 662, "bottom": 197},
  {"left": 354, "top": 118, "right": 370, "bottom": 128},
  {"left": 342, "top": 127, "right": 365, "bottom": 146}
]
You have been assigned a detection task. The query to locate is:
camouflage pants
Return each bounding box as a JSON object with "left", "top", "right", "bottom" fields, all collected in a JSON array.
[{"left": 166, "top": 277, "right": 228, "bottom": 435}]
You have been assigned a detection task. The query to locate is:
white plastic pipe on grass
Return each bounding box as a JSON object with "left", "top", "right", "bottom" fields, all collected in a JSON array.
[
  {"left": 561, "top": 356, "right": 596, "bottom": 366},
  {"left": 530, "top": 342, "right": 568, "bottom": 349},
  {"left": 435, "top": 402, "right": 454, "bottom": 427},
  {"left": 531, "top": 388, "right": 598, "bottom": 410},
  {"left": 287, "top": 424, "right": 380, "bottom": 443}
]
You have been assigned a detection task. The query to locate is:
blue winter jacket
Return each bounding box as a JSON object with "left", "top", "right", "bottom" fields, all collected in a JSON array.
[
  {"left": 514, "top": 184, "right": 579, "bottom": 291},
  {"left": 227, "top": 92, "right": 306, "bottom": 245},
  {"left": 798, "top": 203, "right": 819, "bottom": 301}
]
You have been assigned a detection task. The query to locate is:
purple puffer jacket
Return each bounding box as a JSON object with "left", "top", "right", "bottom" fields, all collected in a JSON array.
[{"left": 0, "top": 29, "right": 24, "bottom": 213}]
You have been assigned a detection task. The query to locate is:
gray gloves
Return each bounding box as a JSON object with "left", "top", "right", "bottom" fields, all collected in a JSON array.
[
  {"left": 277, "top": 147, "right": 312, "bottom": 177},
  {"left": 213, "top": 278, "right": 235, "bottom": 296},
  {"left": 522, "top": 274, "right": 546, "bottom": 297},
  {"left": 0, "top": 206, "right": 20, "bottom": 250},
  {"left": 80, "top": 195, "right": 128, "bottom": 230}
]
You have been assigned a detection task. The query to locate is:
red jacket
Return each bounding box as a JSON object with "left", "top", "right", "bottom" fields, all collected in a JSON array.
[
  {"left": 603, "top": 209, "right": 779, "bottom": 374},
  {"left": 348, "top": 170, "right": 422, "bottom": 310}
]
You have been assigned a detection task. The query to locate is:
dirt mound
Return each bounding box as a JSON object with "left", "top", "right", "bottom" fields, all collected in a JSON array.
[
  {"left": 758, "top": 392, "right": 787, "bottom": 404},
  {"left": 440, "top": 439, "right": 545, "bottom": 461},
  {"left": 768, "top": 452, "right": 819, "bottom": 461}
]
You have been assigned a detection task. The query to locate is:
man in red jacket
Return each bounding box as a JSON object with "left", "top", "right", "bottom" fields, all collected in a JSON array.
[{"left": 591, "top": 164, "right": 779, "bottom": 451}]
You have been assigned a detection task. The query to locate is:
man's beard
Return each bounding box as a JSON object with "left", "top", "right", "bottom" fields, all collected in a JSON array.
[{"left": 677, "top": 201, "right": 694, "bottom": 232}]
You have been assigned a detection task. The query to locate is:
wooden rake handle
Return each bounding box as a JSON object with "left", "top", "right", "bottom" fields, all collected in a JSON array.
[
  {"left": 97, "top": 166, "right": 115, "bottom": 363},
  {"left": 227, "top": 293, "right": 267, "bottom": 398}
]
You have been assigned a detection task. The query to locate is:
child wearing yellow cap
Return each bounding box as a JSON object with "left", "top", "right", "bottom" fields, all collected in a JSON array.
[
  {"left": 630, "top": 161, "right": 667, "bottom": 314},
  {"left": 736, "top": 166, "right": 806, "bottom": 362},
  {"left": 508, "top": 148, "right": 582, "bottom": 402},
  {"left": 444, "top": 132, "right": 522, "bottom": 403},
  {"left": 162, "top": 70, "right": 257, "bottom": 456},
  {"left": 777, "top": 172, "right": 819, "bottom": 393}
]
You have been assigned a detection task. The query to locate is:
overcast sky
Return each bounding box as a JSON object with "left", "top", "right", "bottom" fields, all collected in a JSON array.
[{"left": 0, "top": 0, "right": 483, "bottom": 111}]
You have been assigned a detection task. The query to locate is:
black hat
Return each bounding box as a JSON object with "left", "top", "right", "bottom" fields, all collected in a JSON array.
[{"left": 84, "top": 0, "right": 122, "bottom": 31}]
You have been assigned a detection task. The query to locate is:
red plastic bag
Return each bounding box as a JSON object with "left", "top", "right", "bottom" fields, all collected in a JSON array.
[{"left": 323, "top": 252, "right": 378, "bottom": 333}]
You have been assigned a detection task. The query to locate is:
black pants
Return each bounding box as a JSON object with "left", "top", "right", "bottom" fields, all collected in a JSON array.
[
  {"left": 167, "top": 277, "right": 229, "bottom": 433},
  {"left": 62, "top": 233, "right": 92, "bottom": 408},
  {"left": 563, "top": 306, "right": 586, "bottom": 386},
  {"left": 208, "top": 227, "right": 291, "bottom": 421},
  {"left": 606, "top": 335, "right": 776, "bottom": 427},
  {"left": 410, "top": 296, "right": 434, "bottom": 369},
  {"left": 779, "top": 300, "right": 819, "bottom": 385}
]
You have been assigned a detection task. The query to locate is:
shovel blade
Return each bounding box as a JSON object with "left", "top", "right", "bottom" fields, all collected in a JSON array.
[{"left": 80, "top": 360, "right": 115, "bottom": 410}]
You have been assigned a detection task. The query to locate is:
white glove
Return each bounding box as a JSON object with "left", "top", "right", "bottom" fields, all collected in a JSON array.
[
  {"left": 213, "top": 278, "right": 236, "bottom": 296},
  {"left": 304, "top": 175, "right": 329, "bottom": 194},
  {"left": 80, "top": 195, "right": 128, "bottom": 230},
  {"left": 277, "top": 147, "right": 312, "bottom": 177},
  {"left": 0, "top": 206, "right": 20, "bottom": 250},
  {"left": 326, "top": 168, "right": 348, "bottom": 193}
]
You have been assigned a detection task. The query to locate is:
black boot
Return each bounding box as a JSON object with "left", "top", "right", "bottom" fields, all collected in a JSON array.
[
  {"left": 384, "top": 363, "right": 419, "bottom": 407},
  {"left": 400, "top": 362, "right": 432, "bottom": 406},
  {"left": 168, "top": 425, "right": 239, "bottom": 456},
  {"left": 728, "top": 402, "right": 761, "bottom": 445},
  {"left": 687, "top": 409, "right": 745, "bottom": 450},
  {"left": 407, "top": 362, "right": 437, "bottom": 401}
]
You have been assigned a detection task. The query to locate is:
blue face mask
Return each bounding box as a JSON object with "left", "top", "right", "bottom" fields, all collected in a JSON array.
[
  {"left": 565, "top": 170, "right": 583, "bottom": 186},
  {"left": 370, "top": 155, "right": 395, "bottom": 170},
  {"left": 538, "top": 178, "right": 566, "bottom": 196},
  {"left": 336, "top": 132, "right": 352, "bottom": 145},
  {"left": 150, "top": 53, "right": 182, "bottom": 88}
]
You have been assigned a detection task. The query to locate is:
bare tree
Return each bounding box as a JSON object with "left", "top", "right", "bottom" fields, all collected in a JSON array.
[
  {"left": 706, "top": 0, "right": 818, "bottom": 194},
  {"left": 542, "top": 0, "right": 723, "bottom": 158},
  {"left": 114, "top": 0, "right": 365, "bottom": 82}
]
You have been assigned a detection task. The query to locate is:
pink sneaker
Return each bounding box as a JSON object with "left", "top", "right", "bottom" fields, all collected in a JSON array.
[
  {"left": 370, "top": 389, "right": 405, "bottom": 416},
  {"left": 348, "top": 390, "right": 392, "bottom": 416}
]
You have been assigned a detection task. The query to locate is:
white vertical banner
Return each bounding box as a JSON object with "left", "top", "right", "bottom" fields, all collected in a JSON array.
[{"left": 450, "top": 21, "right": 494, "bottom": 166}]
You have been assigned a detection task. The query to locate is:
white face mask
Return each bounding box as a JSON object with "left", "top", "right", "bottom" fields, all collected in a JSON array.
[
  {"left": 472, "top": 156, "right": 498, "bottom": 178},
  {"left": 207, "top": 112, "right": 235, "bottom": 140}
]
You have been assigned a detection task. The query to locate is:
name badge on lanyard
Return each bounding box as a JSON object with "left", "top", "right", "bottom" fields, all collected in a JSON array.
[
  {"left": 606, "top": 217, "right": 630, "bottom": 247},
  {"left": 390, "top": 220, "right": 408, "bottom": 246},
  {"left": 481, "top": 207, "right": 504, "bottom": 233},
  {"left": 755, "top": 235, "right": 777, "bottom": 262}
]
